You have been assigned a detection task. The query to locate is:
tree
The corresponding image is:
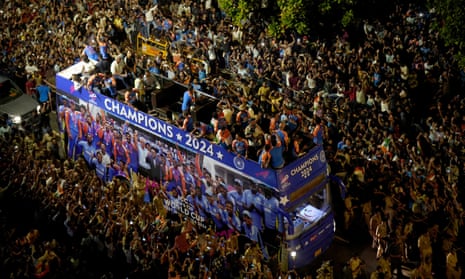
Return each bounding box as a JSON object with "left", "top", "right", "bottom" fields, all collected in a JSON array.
[
  {"left": 429, "top": 0, "right": 465, "bottom": 67},
  {"left": 218, "top": 0, "right": 357, "bottom": 38}
]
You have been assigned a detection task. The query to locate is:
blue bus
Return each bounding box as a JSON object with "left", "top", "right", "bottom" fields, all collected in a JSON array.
[{"left": 55, "top": 62, "right": 342, "bottom": 270}]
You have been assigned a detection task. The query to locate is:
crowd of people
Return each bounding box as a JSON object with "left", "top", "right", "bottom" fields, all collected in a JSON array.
[{"left": 1, "top": 0, "right": 465, "bottom": 278}]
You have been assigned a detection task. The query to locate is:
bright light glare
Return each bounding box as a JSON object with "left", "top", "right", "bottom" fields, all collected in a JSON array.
[{"left": 12, "top": 116, "right": 21, "bottom": 124}]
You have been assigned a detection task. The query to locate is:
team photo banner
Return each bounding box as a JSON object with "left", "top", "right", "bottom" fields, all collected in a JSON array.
[{"left": 56, "top": 71, "right": 279, "bottom": 188}]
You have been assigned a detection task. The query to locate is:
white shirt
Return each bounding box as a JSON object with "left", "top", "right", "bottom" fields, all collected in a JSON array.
[
  {"left": 137, "top": 142, "right": 151, "bottom": 169},
  {"left": 111, "top": 59, "right": 125, "bottom": 75},
  {"left": 145, "top": 6, "right": 158, "bottom": 22},
  {"left": 0, "top": 125, "right": 11, "bottom": 139}
]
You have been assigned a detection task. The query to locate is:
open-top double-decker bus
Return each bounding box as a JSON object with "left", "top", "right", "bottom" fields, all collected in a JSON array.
[{"left": 55, "top": 62, "right": 342, "bottom": 270}]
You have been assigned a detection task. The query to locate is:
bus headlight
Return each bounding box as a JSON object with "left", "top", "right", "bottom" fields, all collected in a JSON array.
[{"left": 290, "top": 251, "right": 296, "bottom": 258}]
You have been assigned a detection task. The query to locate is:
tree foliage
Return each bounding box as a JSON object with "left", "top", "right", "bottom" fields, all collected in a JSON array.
[
  {"left": 429, "top": 0, "right": 465, "bottom": 66},
  {"left": 218, "top": 0, "right": 358, "bottom": 38}
]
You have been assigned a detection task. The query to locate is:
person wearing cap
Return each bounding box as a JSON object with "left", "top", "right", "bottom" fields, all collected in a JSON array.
[{"left": 242, "top": 210, "right": 259, "bottom": 242}]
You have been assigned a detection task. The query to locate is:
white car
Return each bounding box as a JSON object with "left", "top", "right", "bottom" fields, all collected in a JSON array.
[{"left": 0, "top": 75, "right": 41, "bottom": 127}]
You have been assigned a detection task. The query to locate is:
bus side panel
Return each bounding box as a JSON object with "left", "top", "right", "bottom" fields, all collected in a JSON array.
[{"left": 287, "top": 212, "right": 335, "bottom": 269}]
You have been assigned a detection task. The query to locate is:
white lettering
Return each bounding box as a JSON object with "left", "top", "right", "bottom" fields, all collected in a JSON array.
[
  {"left": 111, "top": 100, "right": 120, "bottom": 114},
  {"left": 148, "top": 118, "right": 157, "bottom": 130},
  {"left": 104, "top": 99, "right": 112, "bottom": 111},
  {"left": 166, "top": 125, "right": 173, "bottom": 138},
  {"left": 138, "top": 111, "right": 145, "bottom": 123},
  {"left": 290, "top": 154, "right": 319, "bottom": 176},
  {"left": 101, "top": 97, "right": 178, "bottom": 140},
  {"left": 126, "top": 109, "right": 138, "bottom": 122}
]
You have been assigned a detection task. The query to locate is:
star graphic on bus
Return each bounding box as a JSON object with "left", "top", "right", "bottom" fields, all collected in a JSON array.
[
  {"left": 216, "top": 151, "right": 224, "bottom": 160},
  {"left": 280, "top": 195, "right": 289, "bottom": 206},
  {"left": 176, "top": 133, "right": 183, "bottom": 141}
]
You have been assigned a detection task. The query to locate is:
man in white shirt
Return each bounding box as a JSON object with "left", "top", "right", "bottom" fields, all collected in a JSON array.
[
  {"left": 145, "top": 4, "right": 159, "bottom": 37},
  {"left": 111, "top": 54, "right": 129, "bottom": 88}
]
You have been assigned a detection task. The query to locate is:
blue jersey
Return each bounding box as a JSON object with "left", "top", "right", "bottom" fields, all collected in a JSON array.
[
  {"left": 181, "top": 91, "right": 193, "bottom": 112},
  {"left": 84, "top": 45, "right": 99, "bottom": 61},
  {"left": 36, "top": 84, "right": 50, "bottom": 103},
  {"left": 78, "top": 141, "right": 96, "bottom": 164},
  {"left": 92, "top": 158, "right": 107, "bottom": 182},
  {"left": 264, "top": 196, "right": 283, "bottom": 232},
  {"left": 269, "top": 144, "right": 284, "bottom": 169}
]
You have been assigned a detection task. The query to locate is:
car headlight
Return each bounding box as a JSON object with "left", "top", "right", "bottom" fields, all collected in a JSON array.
[{"left": 12, "top": 116, "right": 21, "bottom": 124}]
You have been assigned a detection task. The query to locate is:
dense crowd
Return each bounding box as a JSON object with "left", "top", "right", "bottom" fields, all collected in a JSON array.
[{"left": 1, "top": 0, "right": 465, "bottom": 278}]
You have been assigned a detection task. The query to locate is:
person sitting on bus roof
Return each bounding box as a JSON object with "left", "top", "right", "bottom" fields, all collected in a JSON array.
[
  {"left": 103, "top": 72, "right": 118, "bottom": 98},
  {"left": 216, "top": 126, "right": 232, "bottom": 150},
  {"left": 180, "top": 111, "right": 194, "bottom": 132},
  {"left": 111, "top": 54, "right": 129, "bottom": 88},
  {"left": 81, "top": 41, "right": 99, "bottom": 62},
  {"left": 232, "top": 132, "right": 248, "bottom": 158},
  {"left": 191, "top": 121, "right": 214, "bottom": 140},
  {"left": 124, "top": 90, "right": 137, "bottom": 106}
]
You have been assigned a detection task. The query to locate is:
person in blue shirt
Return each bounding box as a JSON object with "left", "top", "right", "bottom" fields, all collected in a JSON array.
[
  {"left": 36, "top": 81, "right": 51, "bottom": 108},
  {"left": 81, "top": 43, "right": 99, "bottom": 62},
  {"left": 77, "top": 133, "right": 96, "bottom": 165},
  {"left": 248, "top": 183, "right": 266, "bottom": 232},
  {"left": 180, "top": 111, "right": 194, "bottom": 132},
  {"left": 242, "top": 210, "right": 259, "bottom": 242},
  {"left": 123, "top": 132, "right": 139, "bottom": 175},
  {"left": 227, "top": 178, "right": 246, "bottom": 216},
  {"left": 269, "top": 134, "right": 285, "bottom": 169},
  {"left": 181, "top": 85, "right": 195, "bottom": 114},
  {"left": 92, "top": 151, "right": 108, "bottom": 182},
  {"left": 206, "top": 191, "right": 228, "bottom": 234},
  {"left": 223, "top": 200, "right": 241, "bottom": 235},
  {"left": 262, "top": 190, "right": 283, "bottom": 255},
  {"left": 103, "top": 72, "right": 118, "bottom": 98},
  {"left": 198, "top": 64, "right": 207, "bottom": 82},
  {"left": 193, "top": 187, "right": 209, "bottom": 219},
  {"left": 312, "top": 117, "right": 324, "bottom": 145}
]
